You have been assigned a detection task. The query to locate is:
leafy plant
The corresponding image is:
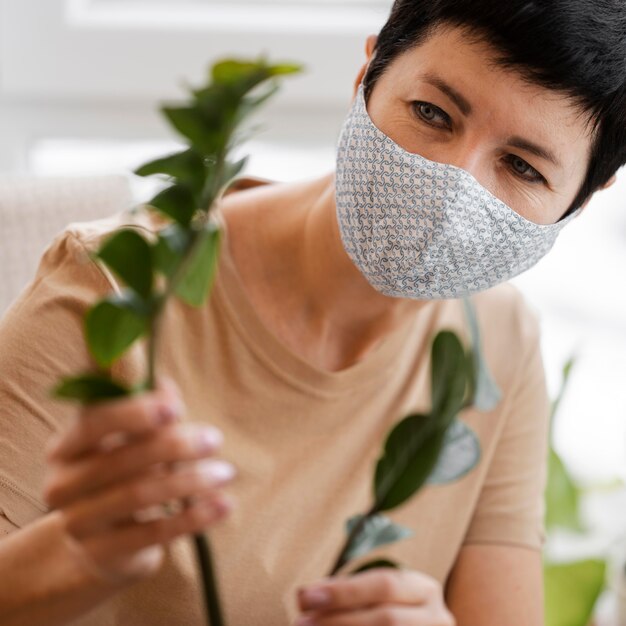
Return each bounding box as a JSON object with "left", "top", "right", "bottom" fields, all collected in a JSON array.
[
  {"left": 545, "top": 358, "right": 585, "bottom": 533},
  {"left": 50, "top": 55, "right": 303, "bottom": 626},
  {"left": 545, "top": 560, "right": 607, "bottom": 626},
  {"left": 544, "top": 358, "right": 607, "bottom": 626},
  {"left": 328, "top": 301, "right": 502, "bottom": 576}
]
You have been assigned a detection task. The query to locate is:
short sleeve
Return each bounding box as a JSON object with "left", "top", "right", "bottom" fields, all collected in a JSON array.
[
  {"left": 462, "top": 306, "right": 550, "bottom": 551},
  {"left": 0, "top": 226, "right": 144, "bottom": 531}
]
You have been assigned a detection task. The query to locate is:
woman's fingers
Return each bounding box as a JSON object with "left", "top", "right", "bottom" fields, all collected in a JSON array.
[
  {"left": 62, "top": 458, "right": 237, "bottom": 538},
  {"left": 297, "top": 569, "right": 442, "bottom": 612},
  {"left": 295, "top": 570, "right": 455, "bottom": 626},
  {"left": 45, "top": 377, "right": 185, "bottom": 463},
  {"left": 43, "top": 376, "right": 238, "bottom": 587},
  {"left": 43, "top": 423, "right": 224, "bottom": 510},
  {"left": 296, "top": 605, "right": 455, "bottom": 626},
  {"left": 63, "top": 491, "right": 235, "bottom": 586}
]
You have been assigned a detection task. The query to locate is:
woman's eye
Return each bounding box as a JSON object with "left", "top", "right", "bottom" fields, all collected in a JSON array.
[
  {"left": 411, "top": 101, "right": 451, "bottom": 129},
  {"left": 506, "top": 154, "right": 546, "bottom": 184}
]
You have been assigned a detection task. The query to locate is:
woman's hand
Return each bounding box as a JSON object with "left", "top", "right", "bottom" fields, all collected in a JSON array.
[
  {"left": 42, "top": 376, "right": 237, "bottom": 588},
  {"left": 294, "top": 568, "right": 455, "bottom": 626}
]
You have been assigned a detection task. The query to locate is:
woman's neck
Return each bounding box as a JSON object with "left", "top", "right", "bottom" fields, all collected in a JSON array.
[{"left": 219, "top": 170, "right": 429, "bottom": 370}]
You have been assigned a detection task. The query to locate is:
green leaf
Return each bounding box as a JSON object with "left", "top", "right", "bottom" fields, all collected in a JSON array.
[
  {"left": 211, "top": 59, "right": 269, "bottom": 96},
  {"left": 210, "top": 58, "right": 302, "bottom": 102},
  {"left": 544, "top": 559, "right": 606, "bottom": 626},
  {"left": 344, "top": 514, "right": 413, "bottom": 562},
  {"left": 95, "top": 229, "right": 154, "bottom": 299},
  {"left": 191, "top": 85, "right": 234, "bottom": 127},
  {"left": 175, "top": 224, "right": 221, "bottom": 307},
  {"left": 373, "top": 413, "right": 448, "bottom": 512},
  {"left": 267, "top": 63, "right": 304, "bottom": 77},
  {"left": 52, "top": 374, "right": 132, "bottom": 403},
  {"left": 85, "top": 294, "right": 149, "bottom": 368},
  {"left": 545, "top": 448, "right": 584, "bottom": 533},
  {"left": 148, "top": 184, "right": 197, "bottom": 227},
  {"left": 134, "top": 149, "right": 206, "bottom": 195},
  {"left": 161, "top": 105, "right": 224, "bottom": 155},
  {"left": 462, "top": 298, "right": 502, "bottom": 411},
  {"left": 431, "top": 331, "right": 468, "bottom": 426},
  {"left": 349, "top": 559, "right": 401, "bottom": 575},
  {"left": 153, "top": 223, "right": 193, "bottom": 278},
  {"left": 427, "top": 420, "right": 481, "bottom": 485}
]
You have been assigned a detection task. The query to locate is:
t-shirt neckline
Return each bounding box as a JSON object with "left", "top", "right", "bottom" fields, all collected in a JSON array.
[{"left": 210, "top": 183, "right": 424, "bottom": 397}]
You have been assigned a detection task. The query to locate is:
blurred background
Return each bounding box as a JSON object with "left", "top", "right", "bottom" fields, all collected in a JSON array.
[{"left": 0, "top": 0, "right": 625, "bottom": 622}]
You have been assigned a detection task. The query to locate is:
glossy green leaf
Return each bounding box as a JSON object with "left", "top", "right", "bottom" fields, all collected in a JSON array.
[
  {"left": 153, "top": 223, "right": 193, "bottom": 278},
  {"left": 85, "top": 294, "right": 149, "bottom": 367},
  {"left": 427, "top": 420, "right": 481, "bottom": 485},
  {"left": 134, "top": 149, "right": 206, "bottom": 194},
  {"left": 148, "top": 184, "right": 197, "bottom": 227},
  {"left": 191, "top": 85, "right": 233, "bottom": 127},
  {"left": 373, "top": 413, "right": 448, "bottom": 512},
  {"left": 344, "top": 514, "right": 413, "bottom": 562},
  {"left": 175, "top": 224, "right": 222, "bottom": 307},
  {"left": 211, "top": 59, "right": 269, "bottom": 97},
  {"left": 95, "top": 229, "right": 154, "bottom": 299},
  {"left": 349, "top": 559, "right": 400, "bottom": 575},
  {"left": 430, "top": 331, "right": 468, "bottom": 426},
  {"left": 462, "top": 298, "right": 502, "bottom": 411},
  {"left": 267, "top": 63, "right": 304, "bottom": 77},
  {"left": 161, "top": 106, "right": 224, "bottom": 155},
  {"left": 52, "top": 374, "right": 132, "bottom": 403},
  {"left": 544, "top": 560, "right": 606, "bottom": 626},
  {"left": 210, "top": 58, "right": 302, "bottom": 103},
  {"left": 545, "top": 448, "right": 584, "bottom": 532}
]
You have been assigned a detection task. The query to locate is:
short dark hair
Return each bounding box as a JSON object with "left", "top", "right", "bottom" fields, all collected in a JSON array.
[{"left": 363, "top": 0, "right": 626, "bottom": 219}]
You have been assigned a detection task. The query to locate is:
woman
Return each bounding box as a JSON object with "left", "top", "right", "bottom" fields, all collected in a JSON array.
[{"left": 1, "top": 1, "right": 624, "bottom": 624}]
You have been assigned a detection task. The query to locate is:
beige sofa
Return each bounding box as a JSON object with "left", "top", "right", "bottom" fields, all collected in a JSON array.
[{"left": 0, "top": 175, "right": 134, "bottom": 318}]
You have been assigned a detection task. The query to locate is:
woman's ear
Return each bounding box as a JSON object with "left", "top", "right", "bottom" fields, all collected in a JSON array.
[
  {"left": 366, "top": 34, "right": 378, "bottom": 58},
  {"left": 353, "top": 34, "right": 378, "bottom": 98},
  {"left": 603, "top": 175, "right": 618, "bottom": 190}
]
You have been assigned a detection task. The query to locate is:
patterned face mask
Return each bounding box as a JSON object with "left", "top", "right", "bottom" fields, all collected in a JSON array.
[{"left": 334, "top": 81, "right": 582, "bottom": 300}]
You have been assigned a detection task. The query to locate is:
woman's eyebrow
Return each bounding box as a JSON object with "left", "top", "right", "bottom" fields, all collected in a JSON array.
[
  {"left": 419, "top": 72, "right": 562, "bottom": 169},
  {"left": 507, "top": 136, "right": 562, "bottom": 168},
  {"left": 420, "top": 72, "right": 473, "bottom": 116}
]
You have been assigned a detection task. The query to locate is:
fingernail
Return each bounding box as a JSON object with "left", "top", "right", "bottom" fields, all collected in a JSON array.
[
  {"left": 155, "top": 402, "right": 177, "bottom": 425},
  {"left": 295, "top": 617, "right": 318, "bottom": 626},
  {"left": 196, "top": 427, "right": 223, "bottom": 452},
  {"left": 199, "top": 460, "right": 236, "bottom": 483},
  {"left": 299, "top": 587, "right": 331, "bottom": 610}
]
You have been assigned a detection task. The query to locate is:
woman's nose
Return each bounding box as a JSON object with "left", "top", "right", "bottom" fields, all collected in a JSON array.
[{"left": 443, "top": 137, "right": 484, "bottom": 177}]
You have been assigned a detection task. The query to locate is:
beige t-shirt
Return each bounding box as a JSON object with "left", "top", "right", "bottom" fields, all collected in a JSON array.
[{"left": 0, "top": 177, "right": 550, "bottom": 625}]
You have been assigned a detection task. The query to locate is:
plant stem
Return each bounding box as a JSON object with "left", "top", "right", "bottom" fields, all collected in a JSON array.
[
  {"left": 194, "top": 533, "right": 225, "bottom": 626},
  {"left": 327, "top": 504, "right": 377, "bottom": 577},
  {"left": 146, "top": 317, "right": 159, "bottom": 390},
  {"left": 145, "top": 275, "right": 225, "bottom": 626}
]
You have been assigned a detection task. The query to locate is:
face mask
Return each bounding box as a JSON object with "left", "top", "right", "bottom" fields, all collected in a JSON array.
[{"left": 334, "top": 81, "right": 582, "bottom": 300}]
